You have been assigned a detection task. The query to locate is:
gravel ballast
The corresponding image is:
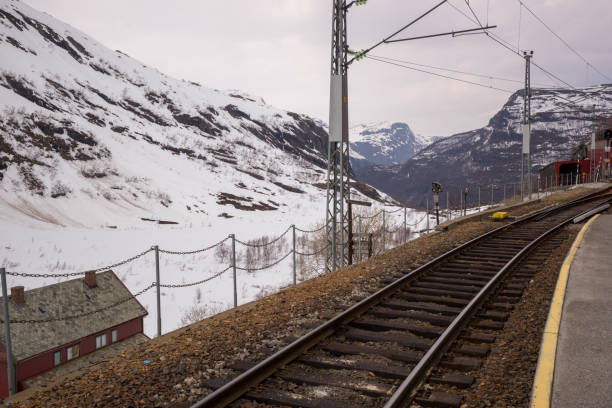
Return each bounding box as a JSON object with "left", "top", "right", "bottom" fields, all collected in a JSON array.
[{"left": 8, "top": 187, "right": 605, "bottom": 408}]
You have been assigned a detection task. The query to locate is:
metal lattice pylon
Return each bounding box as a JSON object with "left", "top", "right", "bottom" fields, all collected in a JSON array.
[
  {"left": 326, "top": 0, "right": 350, "bottom": 272},
  {"left": 521, "top": 51, "right": 533, "bottom": 200}
]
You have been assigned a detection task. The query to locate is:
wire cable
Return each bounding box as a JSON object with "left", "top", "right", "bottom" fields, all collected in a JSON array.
[
  {"left": 366, "top": 56, "right": 514, "bottom": 93},
  {"left": 349, "top": 0, "right": 448, "bottom": 64},
  {"left": 517, "top": 0, "right": 612, "bottom": 83},
  {"left": 370, "top": 54, "right": 553, "bottom": 87},
  {"left": 447, "top": 0, "right": 576, "bottom": 89}
]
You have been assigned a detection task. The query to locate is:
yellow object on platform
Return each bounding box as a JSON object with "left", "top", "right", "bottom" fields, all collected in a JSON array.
[{"left": 492, "top": 212, "right": 508, "bottom": 219}]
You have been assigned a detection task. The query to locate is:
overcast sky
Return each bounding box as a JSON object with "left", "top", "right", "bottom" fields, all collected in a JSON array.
[{"left": 26, "top": 0, "right": 612, "bottom": 137}]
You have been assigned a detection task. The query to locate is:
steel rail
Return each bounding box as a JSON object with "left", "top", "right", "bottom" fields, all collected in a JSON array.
[
  {"left": 190, "top": 188, "right": 611, "bottom": 408},
  {"left": 384, "top": 196, "right": 611, "bottom": 407}
]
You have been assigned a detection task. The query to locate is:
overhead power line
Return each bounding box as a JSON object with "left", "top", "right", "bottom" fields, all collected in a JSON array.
[
  {"left": 370, "top": 54, "right": 556, "bottom": 87},
  {"left": 446, "top": 0, "right": 576, "bottom": 89},
  {"left": 348, "top": 0, "right": 449, "bottom": 64},
  {"left": 517, "top": 0, "right": 612, "bottom": 83},
  {"left": 366, "top": 55, "right": 514, "bottom": 93}
]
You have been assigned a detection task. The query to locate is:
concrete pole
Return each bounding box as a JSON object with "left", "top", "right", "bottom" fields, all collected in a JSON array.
[
  {"left": 153, "top": 245, "right": 161, "bottom": 337},
  {"left": 230, "top": 234, "right": 237, "bottom": 308},
  {"left": 1, "top": 268, "right": 16, "bottom": 396},
  {"left": 292, "top": 225, "right": 296, "bottom": 285}
]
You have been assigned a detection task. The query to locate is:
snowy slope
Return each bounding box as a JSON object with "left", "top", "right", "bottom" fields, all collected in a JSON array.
[
  {"left": 360, "top": 85, "right": 612, "bottom": 207},
  {"left": 0, "top": 0, "right": 404, "bottom": 336}
]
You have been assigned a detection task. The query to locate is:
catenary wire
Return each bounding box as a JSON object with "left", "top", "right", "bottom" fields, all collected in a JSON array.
[
  {"left": 366, "top": 56, "right": 514, "bottom": 93},
  {"left": 517, "top": 0, "right": 612, "bottom": 83}
]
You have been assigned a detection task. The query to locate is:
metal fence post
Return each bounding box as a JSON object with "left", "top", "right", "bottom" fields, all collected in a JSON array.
[
  {"left": 490, "top": 185, "right": 493, "bottom": 206},
  {"left": 514, "top": 182, "right": 516, "bottom": 202},
  {"left": 153, "top": 245, "right": 161, "bottom": 338},
  {"left": 382, "top": 210, "right": 386, "bottom": 250},
  {"left": 446, "top": 191, "right": 450, "bottom": 220},
  {"left": 426, "top": 199, "right": 430, "bottom": 233},
  {"left": 478, "top": 186, "right": 481, "bottom": 211},
  {"left": 1, "top": 267, "right": 16, "bottom": 396},
  {"left": 292, "top": 225, "right": 296, "bottom": 285},
  {"left": 358, "top": 216, "right": 363, "bottom": 263},
  {"left": 537, "top": 177, "right": 540, "bottom": 199},
  {"left": 503, "top": 184, "right": 506, "bottom": 203},
  {"left": 230, "top": 234, "right": 237, "bottom": 308},
  {"left": 550, "top": 175, "right": 553, "bottom": 194},
  {"left": 403, "top": 207, "right": 407, "bottom": 244}
]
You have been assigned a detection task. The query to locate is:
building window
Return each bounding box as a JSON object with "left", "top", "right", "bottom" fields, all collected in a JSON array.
[
  {"left": 54, "top": 351, "right": 61, "bottom": 366},
  {"left": 67, "top": 344, "right": 80, "bottom": 361},
  {"left": 111, "top": 329, "right": 118, "bottom": 343},
  {"left": 95, "top": 333, "right": 108, "bottom": 349}
]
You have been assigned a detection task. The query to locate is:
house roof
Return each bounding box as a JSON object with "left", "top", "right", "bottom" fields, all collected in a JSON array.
[{"left": 0, "top": 270, "right": 147, "bottom": 361}]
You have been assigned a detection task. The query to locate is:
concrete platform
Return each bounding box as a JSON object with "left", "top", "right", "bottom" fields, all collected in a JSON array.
[{"left": 531, "top": 210, "right": 612, "bottom": 407}]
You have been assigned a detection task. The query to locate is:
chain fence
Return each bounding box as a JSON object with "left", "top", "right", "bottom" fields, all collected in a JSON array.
[
  {"left": 295, "top": 224, "right": 325, "bottom": 234},
  {"left": 158, "top": 236, "right": 230, "bottom": 255},
  {"left": 6, "top": 248, "right": 154, "bottom": 278},
  {"left": 159, "top": 266, "right": 232, "bottom": 288},
  {"left": 4, "top": 177, "right": 568, "bottom": 328},
  {"left": 235, "top": 226, "right": 292, "bottom": 248}
]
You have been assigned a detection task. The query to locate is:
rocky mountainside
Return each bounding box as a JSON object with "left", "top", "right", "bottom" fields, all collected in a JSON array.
[
  {"left": 0, "top": 0, "right": 390, "bottom": 227},
  {"left": 349, "top": 121, "right": 430, "bottom": 172},
  {"left": 357, "top": 85, "right": 612, "bottom": 207}
]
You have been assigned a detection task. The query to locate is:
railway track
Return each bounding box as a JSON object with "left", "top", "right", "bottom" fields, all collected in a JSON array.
[{"left": 192, "top": 190, "right": 612, "bottom": 408}]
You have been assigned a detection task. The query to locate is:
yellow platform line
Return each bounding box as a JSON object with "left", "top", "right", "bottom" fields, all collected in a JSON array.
[{"left": 530, "top": 214, "right": 601, "bottom": 408}]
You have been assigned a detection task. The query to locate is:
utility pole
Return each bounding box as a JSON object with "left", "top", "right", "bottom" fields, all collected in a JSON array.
[
  {"left": 326, "top": 0, "right": 350, "bottom": 272},
  {"left": 522, "top": 50, "right": 533, "bottom": 200}
]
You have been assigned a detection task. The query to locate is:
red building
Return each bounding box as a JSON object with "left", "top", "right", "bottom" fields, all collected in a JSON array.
[
  {"left": 0, "top": 270, "right": 148, "bottom": 397},
  {"left": 540, "top": 140, "right": 612, "bottom": 184}
]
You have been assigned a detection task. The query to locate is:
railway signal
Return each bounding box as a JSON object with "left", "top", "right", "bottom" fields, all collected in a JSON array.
[{"left": 432, "top": 182, "right": 443, "bottom": 225}]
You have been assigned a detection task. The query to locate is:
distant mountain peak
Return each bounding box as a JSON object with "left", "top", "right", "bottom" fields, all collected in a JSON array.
[
  {"left": 355, "top": 84, "right": 612, "bottom": 207},
  {"left": 349, "top": 121, "right": 430, "bottom": 167}
]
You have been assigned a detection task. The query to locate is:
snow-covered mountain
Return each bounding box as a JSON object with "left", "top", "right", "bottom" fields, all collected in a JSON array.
[
  {"left": 358, "top": 85, "right": 612, "bottom": 207},
  {"left": 349, "top": 121, "right": 430, "bottom": 167},
  {"left": 0, "top": 0, "right": 393, "bottom": 229},
  {"left": 0, "top": 0, "right": 408, "bottom": 337}
]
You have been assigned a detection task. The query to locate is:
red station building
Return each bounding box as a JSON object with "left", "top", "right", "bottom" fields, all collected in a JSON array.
[
  {"left": 540, "top": 139, "right": 611, "bottom": 184},
  {"left": 0, "top": 270, "right": 148, "bottom": 397}
]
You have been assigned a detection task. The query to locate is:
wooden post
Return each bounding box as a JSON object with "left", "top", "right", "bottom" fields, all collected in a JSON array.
[{"left": 368, "top": 234, "right": 373, "bottom": 258}]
